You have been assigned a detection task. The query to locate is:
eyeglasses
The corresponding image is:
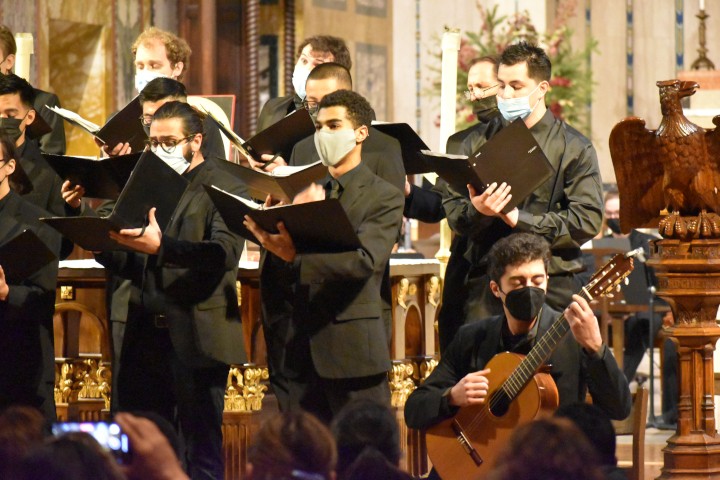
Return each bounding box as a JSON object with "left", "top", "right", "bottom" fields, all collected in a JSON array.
[
  {"left": 146, "top": 135, "right": 196, "bottom": 154},
  {"left": 139, "top": 114, "right": 154, "bottom": 126},
  {"left": 464, "top": 84, "right": 499, "bottom": 100},
  {"left": 302, "top": 100, "right": 319, "bottom": 115}
]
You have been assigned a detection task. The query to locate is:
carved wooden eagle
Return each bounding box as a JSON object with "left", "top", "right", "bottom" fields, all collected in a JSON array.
[{"left": 609, "top": 79, "right": 720, "bottom": 238}]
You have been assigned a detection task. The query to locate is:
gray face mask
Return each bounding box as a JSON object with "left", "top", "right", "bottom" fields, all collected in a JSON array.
[{"left": 314, "top": 129, "right": 357, "bottom": 167}]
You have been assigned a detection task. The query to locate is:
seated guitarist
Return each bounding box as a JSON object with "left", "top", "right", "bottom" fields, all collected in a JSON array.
[{"left": 405, "top": 232, "right": 631, "bottom": 439}]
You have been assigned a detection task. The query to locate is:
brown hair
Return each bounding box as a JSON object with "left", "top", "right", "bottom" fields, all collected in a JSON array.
[
  {"left": 0, "top": 25, "right": 16, "bottom": 57},
  {"left": 131, "top": 27, "right": 191, "bottom": 79},
  {"left": 298, "top": 35, "right": 352, "bottom": 70},
  {"left": 248, "top": 411, "right": 337, "bottom": 480},
  {"left": 487, "top": 417, "right": 605, "bottom": 480}
]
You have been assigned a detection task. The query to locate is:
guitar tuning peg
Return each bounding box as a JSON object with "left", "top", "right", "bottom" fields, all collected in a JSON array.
[
  {"left": 616, "top": 285, "right": 621, "bottom": 293},
  {"left": 624, "top": 278, "right": 629, "bottom": 285}
]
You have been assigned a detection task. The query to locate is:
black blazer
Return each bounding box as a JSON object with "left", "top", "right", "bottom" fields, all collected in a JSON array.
[
  {"left": 97, "top": 159, "right": 248, "bottom": 367},
  {"left": 0, "top": 192, "right": 60, "bottom": 421},
  {"left": 256, "top": 95, "right": 300, "bottom": 134},
  {"left": 17, "top": 139, "right": 65, "bottom": 217},
  {"left": 32, "top": 89, "right": 67, "bottom": 155},
  {"left": 260, "top": 164, "right": 404, "bottom": 379},
  {"left": 404, "top": 306, "right": 632, "bottom": 430},
  {"left": 289, "top": 127, "right": 406, "bottom": 193}
]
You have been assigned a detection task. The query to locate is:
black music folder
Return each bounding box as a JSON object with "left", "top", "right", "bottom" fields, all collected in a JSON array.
[
  {"left": 40, "top": 151, "right": 190, "bottom": 252},
  {"left": 222, "top": 160, "right": 327, "bottom": 203},
  {"left": 420, "top": 119, "right": 554, "bottom": 213},
  {"left": 27, "top": 113, "right": 53, "bottom": 139},
  {"left": 204, "top": 185, "right": 361, "bottom": 253},
  {"left": 244, "top": 108, "right": 315, "bottom": 160},
  {"left": 43, "top": 152, "right": 142, "bottom": 199},
  {"left": 47, "top": 96, "right": 146, "bottom": 152},
  {"left": 372, "top": 122, "right": 430, "bottom": 174},
  {"left": 0, "top": 229, "right": 57, "bottom": 283}
]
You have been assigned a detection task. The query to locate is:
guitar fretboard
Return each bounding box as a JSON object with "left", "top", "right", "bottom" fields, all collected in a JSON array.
[{"left": 501, "top": 288, "right": 593, "bottom": 401}]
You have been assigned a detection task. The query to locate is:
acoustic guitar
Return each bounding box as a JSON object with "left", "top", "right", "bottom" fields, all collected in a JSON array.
[{"left": 425, "top": 249, "right": 638, "bottom": 479}]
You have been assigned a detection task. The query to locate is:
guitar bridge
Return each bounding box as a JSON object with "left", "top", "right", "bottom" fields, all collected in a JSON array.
[{"left": 451, "top": 419, "right": 483, "bottom": 466}]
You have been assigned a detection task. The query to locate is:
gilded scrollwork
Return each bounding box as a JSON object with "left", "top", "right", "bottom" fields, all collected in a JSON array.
[
  {"left": 224, "top": 365, "right": 269, "bottom": 412},
  {"left": 388, "top": 361, "right": 416, "bottom": 408}
]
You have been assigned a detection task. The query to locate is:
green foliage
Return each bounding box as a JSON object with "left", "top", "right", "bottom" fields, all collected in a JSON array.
[{"left": 430, "top": 2, "right": 598, "bottom": 135}]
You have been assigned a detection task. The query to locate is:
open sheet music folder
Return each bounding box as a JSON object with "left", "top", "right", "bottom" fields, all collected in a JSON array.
[
  {"left": 204, "top": 185, "right": 361, "bottom": 253},
  {"left": 419, "top": 119, "right": 555, "bottom": 213},
  {"left": 40, "top": 151, "right": 190, "bottom": 252},
  {"left": 47, "top": 96, "right": 146, "bottom": 152},
  {"left": 0, "top": 229, "right": 57, "bottom": 283},
  {"left": 220, "top": 160, "right": 327, "bottom": 203},
  {"left": 43, "top": 152, "right": 142, "bottom": 199}
]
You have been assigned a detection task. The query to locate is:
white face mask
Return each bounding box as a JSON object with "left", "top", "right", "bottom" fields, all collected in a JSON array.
[
  {"left": 497, "top": 83, "right": 543, "bottom": 122},
  {"left": 152, "top": 144, "right": 191, "bottom": 175},
  {"left": 135, "top": 70, "right": 167, "bottom": 93},
  {"left": 292, "top": 65, "right": 311, "bottom": 100},
  {"left": 314, "top": 129, "right": 357, "bottom": 167}
]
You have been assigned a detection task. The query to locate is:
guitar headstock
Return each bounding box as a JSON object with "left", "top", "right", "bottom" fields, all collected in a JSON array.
[{"left": 583, "top": 248, "right": 640, "bottom": 300}]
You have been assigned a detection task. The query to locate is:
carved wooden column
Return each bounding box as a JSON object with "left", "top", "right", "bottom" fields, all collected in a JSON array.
[
  {"left": 244, "top": 0, "right": 259, "bottom": 135},
  {"left": 283, "top": 0, "right": 295, "bottom": 96},
  {"left": 649, "top": 239, "right": 720, "bottom": 478}
]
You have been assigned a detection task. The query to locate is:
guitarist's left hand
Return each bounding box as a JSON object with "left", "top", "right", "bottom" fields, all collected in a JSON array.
[{"left": 564, "top": 294, "right": 603, "bottom": 355}]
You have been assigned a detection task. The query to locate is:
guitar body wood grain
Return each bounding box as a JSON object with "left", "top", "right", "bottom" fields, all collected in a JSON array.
[{"left": 425, "top": 351, "right": 559, "bottom": 479}]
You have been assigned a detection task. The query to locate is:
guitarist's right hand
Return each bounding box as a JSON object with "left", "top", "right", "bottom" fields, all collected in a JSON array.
[{"left": 448, "top": 368, "right": 491, "bottom": 407}]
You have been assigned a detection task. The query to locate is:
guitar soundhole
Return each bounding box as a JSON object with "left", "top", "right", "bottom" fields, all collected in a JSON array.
[{"left": 488, "top": 390, "right": 511, "bottom": 417}]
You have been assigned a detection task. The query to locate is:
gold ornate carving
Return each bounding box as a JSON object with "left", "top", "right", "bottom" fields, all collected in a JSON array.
[
  {"left": 397, "top": 277, "right": 410, "bottom": 310},
  {"left": 389, "top": 361, "right": 416, "bottom": 408},
  {"left": 54, "top": 358, "right": 112, "bottom": 410},
  {"left": 427, "top": 276, "right": 441, "bottom": 307},
  {"left": 236, "top": 280, "right": 242, "bottom": 307},
  {"left": 60, "top": 286, "right": 74, "bottom": 300},
  {"left": 419, "top": 357, "right": 438, "bottom": 383},
  {"left": 224, "top": 365, "right": 269, "bottom": 412}
]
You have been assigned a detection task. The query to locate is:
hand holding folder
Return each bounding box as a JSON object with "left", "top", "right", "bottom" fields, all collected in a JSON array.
[
  {"left": 204, "top": 185, "right": 361, "bottom": 254},
  {"left": 419, "top": 119, "right": 555, "bottom": 213},
  {"left": 41, "top": 151, "right": 190, "bottom": 252}
]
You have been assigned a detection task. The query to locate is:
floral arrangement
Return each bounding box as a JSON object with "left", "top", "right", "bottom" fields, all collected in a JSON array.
[{"left": 429, "top": 0, "right": 597, "bottom": 135}]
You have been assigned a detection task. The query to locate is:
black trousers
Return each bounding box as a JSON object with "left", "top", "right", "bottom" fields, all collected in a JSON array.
[{"left": 115, "top": 307, "right": 228, "bottom": 480}]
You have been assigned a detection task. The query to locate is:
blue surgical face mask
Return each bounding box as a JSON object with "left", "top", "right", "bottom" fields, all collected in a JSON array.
[{"left": 497, "top": 83, "right": 543, "bottom": 122}]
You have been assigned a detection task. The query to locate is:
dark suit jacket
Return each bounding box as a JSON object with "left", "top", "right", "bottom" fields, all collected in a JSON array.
[
  {"left": 289, "top": 127, "right": 406, "bottom": 193},
  {"left": 260, "top": 163, "right": 404, "bottom": 379},
  {"left": 256, "top": 95, "right": 300, "bottom": 134},
  {"left": 97, "top": 159, "right": 248, "bottom": 367},
  {"left": 404, "top": 306, "right": 631, "bottom": 430},
  {"left": 31, "top": 89, "right": 67, "bottom": 155},
  {"left": 0, "top": 191, "right": 60, "bottom": 421},
  {"left": 17, "top": 139, "right": 65, "bottom": 217}
]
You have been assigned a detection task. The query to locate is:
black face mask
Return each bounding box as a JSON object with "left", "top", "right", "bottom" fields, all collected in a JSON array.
[
  {"left": 473, "top": 96, "right": 499, "bottom": 123},
  {"left": 606, "top": 218, "right": 622, "bottom": 235},
  {"left": 0, "top": 117, "right": 23, "bottom": 142},
  {"left": 501, "top": 286, "right": 546, "bottom": 322}
]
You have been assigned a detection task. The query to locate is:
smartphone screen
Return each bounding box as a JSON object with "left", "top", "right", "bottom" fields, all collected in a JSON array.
[{"left": 52, "top": 422, "right": 131, "bottom": 464}]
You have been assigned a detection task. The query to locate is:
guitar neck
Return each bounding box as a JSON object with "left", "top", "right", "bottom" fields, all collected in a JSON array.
[{"left": 501, "top": 288, "right": 593, "bottom": 401}]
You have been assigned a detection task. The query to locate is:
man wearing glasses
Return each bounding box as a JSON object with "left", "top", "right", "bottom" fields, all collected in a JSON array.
[
  {"left": 403, "top": 56, "right": 505, "bottom": 351},
  {"left": 442, "top": 42, "right": 603, "bottom": 331},
  {"left": 66, "top": 101, "right": 248, "bottom": 480}
]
